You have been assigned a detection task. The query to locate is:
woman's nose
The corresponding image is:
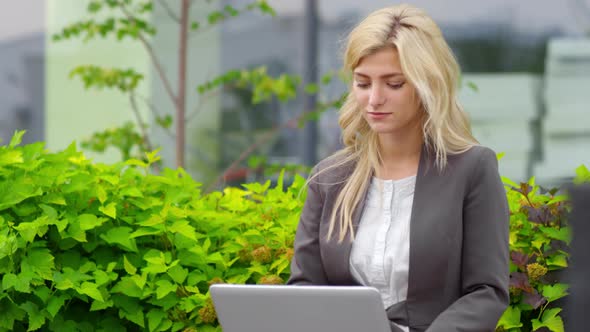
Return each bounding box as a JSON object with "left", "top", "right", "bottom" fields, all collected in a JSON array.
[{"left": 368, "top": 86, "right": 385, "bottom": 107}]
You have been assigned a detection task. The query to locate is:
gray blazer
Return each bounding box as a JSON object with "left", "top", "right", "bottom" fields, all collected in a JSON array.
[{"left": 287, "top": 145, "right": 510, "bottom": 332}]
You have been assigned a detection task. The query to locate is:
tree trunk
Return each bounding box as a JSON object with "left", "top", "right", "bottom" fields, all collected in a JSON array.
[{"left": 176, "top": 0, "right": 190, "bottom": 168}]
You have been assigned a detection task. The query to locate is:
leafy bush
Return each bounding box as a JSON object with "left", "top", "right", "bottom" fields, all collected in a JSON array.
[
  {"left": 0, "top": 132, "right": 303, "bottom": 331},
  {"left": 1, "top": 132, "right": 588, "bottom": 331},
  {"left": 496, "top": 166, "right": 588, "bottom": 332}
]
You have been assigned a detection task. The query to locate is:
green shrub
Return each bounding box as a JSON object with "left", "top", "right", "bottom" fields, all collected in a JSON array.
[
  {"left": 496, "top": 165, "right": 588, "bottom": 332},
  {"left": 1, "top": 132, "right": 588, "bottom": 331},
  {"left": 0, "top": 132, "right": 303, "bottom": 331},
  {"left": 496, "top": 178, "right": 570, "bottom": 332}
]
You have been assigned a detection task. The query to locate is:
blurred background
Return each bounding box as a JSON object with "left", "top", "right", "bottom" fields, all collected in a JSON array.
[{"left": 1, "top": 0, "right": 589, "bottom": 189}]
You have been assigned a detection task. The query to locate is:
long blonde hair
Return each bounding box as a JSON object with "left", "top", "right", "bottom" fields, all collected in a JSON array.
[{"left": 313, "top": 4, "right": 478, "bottom": 243}]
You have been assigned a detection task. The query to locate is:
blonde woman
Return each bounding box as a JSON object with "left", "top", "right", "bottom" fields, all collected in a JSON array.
[{"left": 288, "top": 4, "right": 509, "bottom": 332}]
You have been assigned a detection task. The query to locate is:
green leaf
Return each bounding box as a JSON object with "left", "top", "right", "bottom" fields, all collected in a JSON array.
[
  {"left": 120, "top": 187, "right": 143, "bottom": 198},
  {"left": 119, "top": 307, "right": 145, "bottom": 328},
  {"left": 207, "top": 252, "right": 226, "bottom": 266},
  {"left": 0, "top": 298, "right": 26, "bottom": 330},
  {"left": 94, "top": 269, "right": 115, "bottom": 287},
  {"left": 167, "top": 265, "right": 188, "bottom": 284},
  {"left": 79, "top": 214, "right": 106, "bottom": 230},
  {"left": 147, "top": 309, "right": 166, "bottom": 332},
  {"left": 90, "top": 298, "right": 113, "bottom": 311},
  {"left": 112, "top": 277, "right": 143, "bottom": 298},
  {"left": 540, "top": 227, "right": 571, "bottom": 244},
  {"left": 124, "top": 255, "right": 137, "bottom": 275},
  {"left": 496, "top": 305, "right": 523, "bottom": 329},
  {"left": 542, "top": 308, "right": 565, "bottom": 332},
  {"left": 8, "top": 130, "right": 25, "bottom": 147},
  {"left": 99, "top": 202, "right": 117, "bottom": 218},
  {"left": 321, "top": 72, "right": 333, "bottom": 85},
  {"left": 169, "top": 220, "right": 196, "bottom": 240},
  {"left": 130, "top": 227, "right": 162, "bottom": 238},
  {"left": 547, "top": 195, "right": 568, "bottom": 205},
  {"left": 78, "top": 281, "right": 104, "bottom": 302},
  {"left": 19, "top": 301, "right": 45, "bottom": 331},
  {"left": 46, "top": 295, "right": 67, "bottom": 318},
  {"left": 137, "top": 214, "right": 164, "bottom": 227},
  {"left": 304, "top": 83, "right": 318, "bottom": 94},
  {"left": 131, "top": 273, "right": 147, "bottom": 290},
  {"left": 532, "top": 308, "right": 564, "bottom": 332},
  {"left": 0, "top": 150, "right": 24, "bottom": 166},
  {"left": 145, "top": 149, "right": 161, "bottom": 165},
  {"left": 97, "top": 185, "right": 108, "bottom": 204},
  {"left": 41, "top": 193, "right": 67, "bottom": 205},
  {"left": 546, "top": 253, "right": 568, "bottom": 269},
  {"left": 155, "top": 280, "right": 177, "bottom": 299},
  {"left": 87, "top": 1, "right": 102, "bottom": 12},
  {"left": 26, "top": 247, "right": 55, "bottom": 279},
  {"left": 66, "top": 220, "right": 87, "bottom": 242},
  {"left": 112, "top": 296, "right": 145, "bottom": 327},
  {"left": 100, "top": 227, "right": 138, "bottom": 252},
  {"left": 14, "top": 221, "right": 39, "bottom": 243},
  {"left": 466, "top": 81, "right": 479, "bottom": 92},
  {"left": 143, "top": 251, "right": 170, "bottom": 274},
  {"left": 2, "top": 273, "right": 18, "bottom": 290},
  {"left": 542, "top": 283, "right": 569, "bottom": 302},
  {"left": 574, "top": 164, "right": 590, "bottom": 184}
]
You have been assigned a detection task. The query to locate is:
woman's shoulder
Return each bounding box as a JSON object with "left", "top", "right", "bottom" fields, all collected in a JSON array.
[
  {"left": 310, "top": 151, "right": 357, "bottom": 184},
  {"left": 448, "top": 144, "right": 499, "bottom": 168},
  {"left": 445, "top": 145, "right": 501, "bottom": 186}
]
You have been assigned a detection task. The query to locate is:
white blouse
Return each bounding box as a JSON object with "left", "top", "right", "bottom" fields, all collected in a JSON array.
[{"left": 349, "top": 175, "right": 416, "bottom": 332}]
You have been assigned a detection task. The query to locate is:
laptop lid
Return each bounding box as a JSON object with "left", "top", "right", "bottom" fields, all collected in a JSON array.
[{"left": 210, "top": 284, "right": 391, "bottom": 332}]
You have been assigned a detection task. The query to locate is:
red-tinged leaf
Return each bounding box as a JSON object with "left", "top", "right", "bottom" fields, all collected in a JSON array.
[
  {"left": 523, "top": 290, "right": 546, "bottom": 309},
  {"left": 510, "top": 251, "right": 531, "bottom": 268},
  {"left": 509, "top": 272, "right": 533, "bottom": 293}
]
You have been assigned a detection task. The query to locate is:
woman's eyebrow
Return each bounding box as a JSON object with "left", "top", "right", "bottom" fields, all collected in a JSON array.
[{"left": 353, "top": 72, "right": 404, "bottom": 79}]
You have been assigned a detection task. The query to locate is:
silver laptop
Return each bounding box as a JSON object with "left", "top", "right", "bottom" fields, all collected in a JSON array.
[{"left": 210, "top": 284, "right": 391, "bottom": 332}]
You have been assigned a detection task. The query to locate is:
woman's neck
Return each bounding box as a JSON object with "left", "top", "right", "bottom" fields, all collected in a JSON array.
[{"left": 375, "top": 130, "right": 423, "bottom": 180}]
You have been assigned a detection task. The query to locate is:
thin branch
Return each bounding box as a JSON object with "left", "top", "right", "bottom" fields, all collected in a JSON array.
[
  {"left": 187, "top": 89, "right": 221, "bottom": 121},
  {"left": 205, "top": 116, "right": 299, "bottom": 192},
  {"left": 129, "top": 92, "right": 154, "bottom": 152},
  {"left": 118, "top": 3, "right": 179, "bottom": 112},
  {"left": 129, "top": 92, "right": 161, "bottom": 173},
  {"left": 205, "top": 93, "right": 347, "bottom": 191},
  {"left": 136, "top": 94, "right": 176, "bottom": 140},
  {"left": 156, "top": 0, "right": 180, "bottom": 23}
]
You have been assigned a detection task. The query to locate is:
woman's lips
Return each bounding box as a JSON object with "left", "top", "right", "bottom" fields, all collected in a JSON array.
[{"left": 367, "top": 112, "right": 392, "bottom": 120}]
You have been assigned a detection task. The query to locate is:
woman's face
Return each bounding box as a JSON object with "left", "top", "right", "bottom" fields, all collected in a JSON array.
[{"left": 352, "top": 47, "right": 423, "bottom": 136}]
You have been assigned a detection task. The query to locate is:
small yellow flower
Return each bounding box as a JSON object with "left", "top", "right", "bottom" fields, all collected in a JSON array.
[
  {"left": 259, "top": 275, "right": 284, "bottom": 285},
  {"left": 526, "top": 263, "right": 547, "bottom": 280},
  {"left": 251, "top": 246, "right": 272, "bottom": 264},
  {"left": 198, "top": 298, "right": 217, "bottom": 324},
  {"left": 207, "top": 277, "right": 224, "bottom": 286}
]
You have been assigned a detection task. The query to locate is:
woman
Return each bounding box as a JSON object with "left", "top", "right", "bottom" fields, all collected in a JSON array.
[{"left": 287, "top": 4, "right": 510, "bottom": 332}]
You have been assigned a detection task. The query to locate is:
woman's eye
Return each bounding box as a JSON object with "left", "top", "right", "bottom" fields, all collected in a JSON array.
[
  {"left": 355, "top": 82, "right": 370, "bottom": 89},
  {"left": 388, "top": 82, "right": 405, "bottom": 89}
]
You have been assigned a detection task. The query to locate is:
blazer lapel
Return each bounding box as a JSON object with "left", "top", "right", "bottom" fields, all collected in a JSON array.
[{"left": 406, "top": 144, "right": 440, "bottom": 318}]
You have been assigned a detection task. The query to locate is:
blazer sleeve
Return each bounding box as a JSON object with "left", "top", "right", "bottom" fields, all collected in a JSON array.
[
  {"left": 287, "top": 167, "right": 329, "bottom": 285},
  {"left": 427, "top": 148, "right": 510, "bottom": 331}
]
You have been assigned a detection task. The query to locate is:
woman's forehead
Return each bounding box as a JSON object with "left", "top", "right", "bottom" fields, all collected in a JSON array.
[{"left": 354, "top": 48, "right": 404, "bottom": 77}]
